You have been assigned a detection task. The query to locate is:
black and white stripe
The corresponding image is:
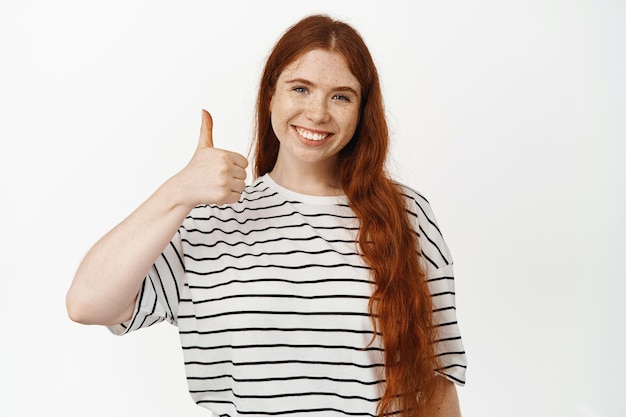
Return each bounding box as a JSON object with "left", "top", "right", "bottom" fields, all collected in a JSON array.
[{"left": 110, "top": 174, "right": 466, "bottom": 416}]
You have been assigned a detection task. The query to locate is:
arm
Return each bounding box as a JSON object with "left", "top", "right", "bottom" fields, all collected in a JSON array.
[
  {"left": 66, "top": 110, "right": 248, "bottom": 325},
  {"left": 432, "top": 377, "right": 462, "bottom": 417}
]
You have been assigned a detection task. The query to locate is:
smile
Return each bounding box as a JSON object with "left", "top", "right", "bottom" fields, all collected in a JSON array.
[{"left": 295, "top": 126, "right": 331, "bottom": 142}]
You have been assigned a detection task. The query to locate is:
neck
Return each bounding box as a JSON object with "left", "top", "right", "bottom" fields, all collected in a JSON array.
[{"left": 269, "top": 160, "right": 343, "bottom": 196}]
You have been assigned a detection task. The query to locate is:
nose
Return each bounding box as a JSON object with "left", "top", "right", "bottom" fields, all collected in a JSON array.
[{"left": 304, "top": 94, "right": 330, "bottom": 123}]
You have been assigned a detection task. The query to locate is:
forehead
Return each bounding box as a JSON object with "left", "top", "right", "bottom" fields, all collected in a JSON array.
[{"left": 278, "top": 49, "right": 361, "bottom": 93}]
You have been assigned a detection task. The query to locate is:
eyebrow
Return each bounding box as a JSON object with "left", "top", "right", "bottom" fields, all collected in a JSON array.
[{"left": 285, "top": 78, "right": 360, "bottom": 97}]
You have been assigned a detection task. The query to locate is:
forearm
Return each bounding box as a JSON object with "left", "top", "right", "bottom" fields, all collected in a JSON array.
[
  {"left": 66, "top": 177, "right": 192, "bottom": 326},
  {"left": 432, "top": 378, "right": 462, "bottom": 417},
  {"left": 67, "top": 110, "right": 248, "bottom": 326}
]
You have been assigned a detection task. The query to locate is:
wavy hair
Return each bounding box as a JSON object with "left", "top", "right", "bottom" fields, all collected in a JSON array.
[{"left": 253, "top": 15, "right": 441, "bottom": 416}]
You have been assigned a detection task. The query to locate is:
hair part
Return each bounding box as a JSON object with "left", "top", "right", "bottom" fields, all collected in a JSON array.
[{"left": 253, "top": 14, "right": 442, "bottom": 416}]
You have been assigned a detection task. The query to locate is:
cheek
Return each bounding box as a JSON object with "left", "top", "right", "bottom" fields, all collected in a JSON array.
[
  {"left": 271, "top": 96, "right": 300, "bottom": 132},
  {"left": 269, "top": 94, "right": 288, "bottom": 122},
  {"left": 345, "top": 109, "right": 360, "bottom": 135},
  {"left": 269, "top": 99, "right": 288, "bottom": 141},
  {"left": 270, "top": 110, "right": 280, "bottom": 139}
]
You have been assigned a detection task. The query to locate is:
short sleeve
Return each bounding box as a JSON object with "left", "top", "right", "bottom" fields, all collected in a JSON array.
[
  {"left": 108, "top": 232, "right": 186, "bottom": 336},
  {"left": 402, "top": 187, "right": 468, "bottom": 385},
  {"left": 427, "top": 263, "right": 467, "bottom": 385}
]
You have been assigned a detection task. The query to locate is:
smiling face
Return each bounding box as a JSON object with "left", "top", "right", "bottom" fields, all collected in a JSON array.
[{"left": 269, "top": 49, "right": 362, "bottom": 181}]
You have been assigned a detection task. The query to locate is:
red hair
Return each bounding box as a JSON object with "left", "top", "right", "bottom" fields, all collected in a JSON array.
[{"left": 254, "top": 15, "right": 441, "bottom": 416}]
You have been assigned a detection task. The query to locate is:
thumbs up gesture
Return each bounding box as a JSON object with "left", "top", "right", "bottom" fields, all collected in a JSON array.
[
  {"left": 173, "top": 109, "right": 248, "bottom": 208},
  {"left": 198, "top": 109, "right": 216, "bottom": 149}
]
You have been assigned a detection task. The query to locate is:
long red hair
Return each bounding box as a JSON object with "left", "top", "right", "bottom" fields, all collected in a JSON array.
[{"left": 253, "top": 15, "right": 441, "bottom": 416}]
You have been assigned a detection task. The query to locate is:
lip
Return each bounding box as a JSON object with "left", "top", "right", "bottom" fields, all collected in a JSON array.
[{"left": 293, "top": 125, "right": 334, "bottom": 146}]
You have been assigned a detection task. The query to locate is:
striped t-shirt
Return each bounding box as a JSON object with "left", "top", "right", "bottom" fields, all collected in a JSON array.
[{"left": 110, "top": 174, "right": 467, "bottom": 416}]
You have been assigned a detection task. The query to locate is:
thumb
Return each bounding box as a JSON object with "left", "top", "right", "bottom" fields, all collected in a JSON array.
[{"left": 198, "top": 109, "right": 214, "bottom": 149}]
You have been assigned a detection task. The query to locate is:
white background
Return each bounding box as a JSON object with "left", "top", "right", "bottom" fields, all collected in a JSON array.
[{"left": 1, "top": 1, "right": 624, "bottom": 416}]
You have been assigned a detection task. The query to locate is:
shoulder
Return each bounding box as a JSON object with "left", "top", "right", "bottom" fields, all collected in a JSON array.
[
  {"left": 241, "top": 176, "right": 275, "bottom": 201},
  {"left": 396, "top": 183, "right": 440, "bottom": 232},
  {"left": 187, "top": 176, "right": 279, "bottom": 217},
  {"left": 395, "top": 182, "right": 453, "bottom": 270},
  {"left": 182, "top": 176, "right": 294, "bottom": 235}
]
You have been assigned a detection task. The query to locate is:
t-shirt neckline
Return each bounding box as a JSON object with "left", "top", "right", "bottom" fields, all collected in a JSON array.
[{"left": 261, "top": 173, "right": 348, "bottom": 206}]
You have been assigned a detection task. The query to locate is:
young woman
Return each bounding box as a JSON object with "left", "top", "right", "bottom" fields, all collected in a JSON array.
[{"left": 67, "top": 14, "right": 466, "bottom": 417}]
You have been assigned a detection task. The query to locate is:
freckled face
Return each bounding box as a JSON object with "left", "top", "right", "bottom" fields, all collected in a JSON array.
[{"left": 269, "top": 49, "right": 361, "bottom": 174}]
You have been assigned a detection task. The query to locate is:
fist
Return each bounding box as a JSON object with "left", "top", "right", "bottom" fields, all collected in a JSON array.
[{"left": 175, "top": 110, "right": 248, "bottom": 207}]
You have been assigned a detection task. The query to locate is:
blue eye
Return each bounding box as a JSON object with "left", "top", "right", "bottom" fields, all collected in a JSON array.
[
  {"left": 333, "top": 94, "right": 350, "bottom": 102},
  {"left": 293, "top": 86, "right": 307, "bottom": 94}
]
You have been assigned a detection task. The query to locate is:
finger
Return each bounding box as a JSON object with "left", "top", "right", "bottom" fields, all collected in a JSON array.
[
  {"left": 220, "top": 181, "right": 246, "bottom": 205},
  {"left": 231, "top": 153, "right": 249, "bottom": 169},
  {"left": 229, "top": 178, "right": 247, "bottom": 195},
  {"left": 231, "top": 165, "right": 248, "bottom": 181},
  {"left": 198, "top": 109, "right": 214, "bottom": 149}
]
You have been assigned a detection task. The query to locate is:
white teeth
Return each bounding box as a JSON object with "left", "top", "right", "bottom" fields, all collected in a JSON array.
[{"left": 296, "top": 127, "right": 329, "bottom": 141}]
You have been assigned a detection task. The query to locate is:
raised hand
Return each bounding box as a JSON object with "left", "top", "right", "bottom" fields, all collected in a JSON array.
[
  {"left": 67, "top": 109, "right": 249, "bottom": 325},
  {"left": 174, "top": 109, "right": 249, "bottom": 208}
]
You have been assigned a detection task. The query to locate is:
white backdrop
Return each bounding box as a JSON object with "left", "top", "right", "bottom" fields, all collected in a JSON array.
[{"left": 1, "top": 1, "right": 624, "bottom": 416}]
